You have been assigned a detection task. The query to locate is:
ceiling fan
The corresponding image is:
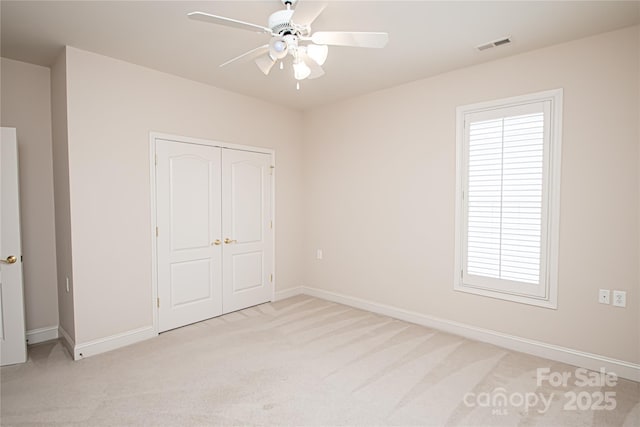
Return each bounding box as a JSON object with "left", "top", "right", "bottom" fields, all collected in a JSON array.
[{"left": 187, "top": 0, "right": 389, "bottom": 87}]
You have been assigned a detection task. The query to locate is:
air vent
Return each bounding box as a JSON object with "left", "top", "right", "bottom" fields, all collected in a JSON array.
[{"left": 476, "top": 36, "right": 512, "bottom": 51}]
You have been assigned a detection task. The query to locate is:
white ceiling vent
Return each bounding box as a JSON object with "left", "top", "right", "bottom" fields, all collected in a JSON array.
[{"left": 476, "top": 36, "right": 512, "bottom": 51}]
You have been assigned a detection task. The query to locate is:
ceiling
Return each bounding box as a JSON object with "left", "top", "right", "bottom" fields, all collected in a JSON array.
[{"left": 2, "top": 1, "right": 639, "bottom": 111}]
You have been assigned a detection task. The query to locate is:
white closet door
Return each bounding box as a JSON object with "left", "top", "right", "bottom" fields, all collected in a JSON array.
[
  {"left": 221, "top": 149, "right": 273, "bottom": 313},
  {"left": 156, "top": 140, "right": 222, "bottom": 332},
  {"left": 0, "top": 128, "right": 27, "bottom": 366}
]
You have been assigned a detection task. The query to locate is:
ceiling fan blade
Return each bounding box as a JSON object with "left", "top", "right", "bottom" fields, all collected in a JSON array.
[
  {"left": 310, "top": 31, "right": 389, "bottom": 48},
  {"left": 187, "top": 11, "right": 272, "bottom": 34},
  {"left": 300, "top": 51, "right": 325, "bottom": 80},
  {"left": 220, "top": 45, "right": 270, "bottom": 68},
  {"left": 291, "top": 1, "right": 327, "bottom": 26},
  {"left": 255, "top": 54, "right": 277, "bottom": 75}
]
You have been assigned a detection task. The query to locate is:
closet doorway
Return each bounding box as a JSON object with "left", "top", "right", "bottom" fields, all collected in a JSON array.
[{"left": 151, "top": 135, "right": 274, "bottom": 332}]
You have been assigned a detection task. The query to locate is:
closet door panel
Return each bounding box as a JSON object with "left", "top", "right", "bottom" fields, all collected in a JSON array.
[
  {"left": 156, "top": 140, "right": 222, "bottom": 332},
  {"left": 221, "top": 149, "right": 273, "bottom": 312}
]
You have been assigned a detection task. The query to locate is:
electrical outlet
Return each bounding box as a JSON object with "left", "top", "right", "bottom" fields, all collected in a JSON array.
[
  {"left": 612, "top": 290, "right": 626, "bottom": 308},
  {"left": 316, "top": 249, "right": 323, "bottom": 260},
  {"left": 598, "top": 289, "right": 610, "bottom": 304}
]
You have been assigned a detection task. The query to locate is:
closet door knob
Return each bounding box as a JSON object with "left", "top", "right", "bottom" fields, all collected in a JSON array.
[
  {"left": 1, "top": 255, "right": 17, "bottom": 264},
  {"left": 224, "top": 238, "right": 237, "bottom": 244},
  {"left": 212, "top": 240, "right": 221, "bottom": 246}
]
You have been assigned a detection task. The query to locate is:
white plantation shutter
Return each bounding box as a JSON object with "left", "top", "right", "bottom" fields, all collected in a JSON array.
[
  {"left": 467, "top": 111, "right": 544, "bottom": 284},
  {"left": 455, "top": 90, "right": 562, "bottom": 308}
]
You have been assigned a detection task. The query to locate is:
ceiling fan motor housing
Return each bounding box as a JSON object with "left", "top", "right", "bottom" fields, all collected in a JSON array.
[{"left": 269, "top": 9, "right": 299, "bottom": 36}]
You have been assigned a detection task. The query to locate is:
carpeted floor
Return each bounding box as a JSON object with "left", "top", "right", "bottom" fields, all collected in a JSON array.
[{"left": 1, "top": 295, "right": 639, "bottom": 426}]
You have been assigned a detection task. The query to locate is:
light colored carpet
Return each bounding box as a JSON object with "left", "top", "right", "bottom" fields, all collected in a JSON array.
[{"left": 1, "top": 295, "right": 639, "bottom": 426}]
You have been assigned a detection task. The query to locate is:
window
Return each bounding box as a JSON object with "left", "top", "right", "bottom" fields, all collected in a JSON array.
[{"left": 454, "top": 89, "right": 562, "bottom": 308}]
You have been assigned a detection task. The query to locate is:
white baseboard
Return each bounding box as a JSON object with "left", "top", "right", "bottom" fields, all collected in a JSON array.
[
  {"left": 273, "top": 286, "right": 304, "bottom": 301},
  {"left": 26, "top": 326, "right": 59, "bottom": 345},
  {"left": 301, "top": 286, "right": 640, "bottom": 382},
  {"left": 73, "top": 326, "right": 155, "bottom": 361},
  {"left": 58, "top": 325, "right": 75, "bottom": 357}
]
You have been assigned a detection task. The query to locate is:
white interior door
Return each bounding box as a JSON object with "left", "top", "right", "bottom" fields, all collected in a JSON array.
[
  {"left": 156, "top": 140, "right": 223, "bottom": 332},
  {"left": 221, "top": 148, "right": 273, "bottom": 313},
  {"left": 0, "top": 127, "right": 27, "bottom": 366}
]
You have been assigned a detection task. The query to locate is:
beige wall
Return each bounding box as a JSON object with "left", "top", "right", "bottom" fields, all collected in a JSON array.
[
  {"left": 62, "top": 47, "right": 304, "bottom": 344},
  {"left": 0, "top": 58, "right": 59, "bottom": 333},
  {"left": 31, "top": 26, "right": 640, "bottom": 365},
  {"left": 50, "top": 48, "right": 76, "bottom": 340},
  {"left": 303, "top": 26, "right": 640, "bottom": 364}
]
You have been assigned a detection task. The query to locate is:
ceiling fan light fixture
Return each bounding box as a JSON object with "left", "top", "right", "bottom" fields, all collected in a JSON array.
[
  {"left": 293, "top": 60, "right": 311, "bottom": 80},
  {"left": 273, "top": 40, "right": 286, "bottom": 53},
  {"left": 269, "top": 38, "right": 288, "bottom": 59},
  {"left": 306, "top": 44, "right": 328, "bottom": 66}
]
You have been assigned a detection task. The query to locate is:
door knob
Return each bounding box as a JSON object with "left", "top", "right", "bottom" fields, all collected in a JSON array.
[
  {"left": 212, "top": 240, "right": 221, "bottom": 246},
  {"left": 224, "top": 238, "right": 237, "bottom": 244},
  {"left": 1, "top": 255, "right": 17, "bottom": 264}
]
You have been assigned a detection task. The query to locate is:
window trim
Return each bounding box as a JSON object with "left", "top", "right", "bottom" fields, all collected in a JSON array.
[{"left": 454, "top": 89, "right": 563, "bottom": 309}]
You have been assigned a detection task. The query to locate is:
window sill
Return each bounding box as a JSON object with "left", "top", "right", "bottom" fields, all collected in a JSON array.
[{"left": 454, "top": 282, "right": 558, "bottom": 309}]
